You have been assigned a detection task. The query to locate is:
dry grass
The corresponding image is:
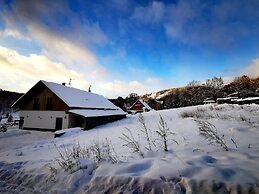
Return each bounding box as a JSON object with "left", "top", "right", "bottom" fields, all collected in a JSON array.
[
  {"left": 195, "top": 120, "right": 228, "bottom": 151},
  {"left": 54, "top": 139, "right": 119, "bottom": 173}
]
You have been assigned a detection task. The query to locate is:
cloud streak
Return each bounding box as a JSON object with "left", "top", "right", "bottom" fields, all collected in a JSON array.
[
  {"left": 0, "top": 45, "right": 90, "bottom": 92},
  {"left": 2, "top": 0, "right": 109, "bottom": 46},
  {"left": 131, "top": 1, "right": 165, "bottom": 24},
  {"left": 0, "top": 0, "right": 111, "bottom": 92},
  {"left": 132, "top": 0, "right": 259, "bottom": 49}
]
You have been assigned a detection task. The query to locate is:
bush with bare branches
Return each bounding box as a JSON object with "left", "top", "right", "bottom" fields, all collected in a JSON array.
[
  {"left": 195, "top": 120, "right": 228, "bottom": 151},
  {"left": 120, "top": 114, "right": 178, "bottom": 156},
  {"left": 156, "top": 115, "right": 178, "bottom": 152},
  {"left": 53, "top": 139, "right": 119, "bottom": 173},
  {"left": 120, "top": 127, "right": 144, "bottom": 158}
]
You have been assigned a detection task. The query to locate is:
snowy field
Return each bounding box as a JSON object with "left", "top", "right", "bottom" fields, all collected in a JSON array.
[{"left": 0, "top": 104, "right": 259, "bottom": 194}]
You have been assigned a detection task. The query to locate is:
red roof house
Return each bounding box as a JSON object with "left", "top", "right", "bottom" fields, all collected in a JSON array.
[{"left": 128, "top": 99, "right": 152, "bottom": 114}]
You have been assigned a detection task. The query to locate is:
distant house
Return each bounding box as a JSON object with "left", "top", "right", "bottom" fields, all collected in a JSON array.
[
  {"left": 12, "top": 80, "right": 126, "bottom": 131},
  {"left": 128, "top": 99, "right": 152, "bottom": 114},
  {"left": 233, "top": 97, "right": 259, "bottom": 105},
  {"left": 216, "top": 97, "right": 238, "bottom": 104}
]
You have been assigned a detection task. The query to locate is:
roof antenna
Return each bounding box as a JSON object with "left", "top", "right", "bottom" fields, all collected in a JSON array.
[
  {"left": 88, "top": 85, "right": 92, "bottom": 92},
  {"left": 68, "top": 78, "right": 73, "bottom": 86}
]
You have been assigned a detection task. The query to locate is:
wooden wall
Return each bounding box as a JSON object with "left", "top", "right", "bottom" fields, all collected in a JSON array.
[{"left": 20, "top": 87, "right": 68, "bottom": 111}]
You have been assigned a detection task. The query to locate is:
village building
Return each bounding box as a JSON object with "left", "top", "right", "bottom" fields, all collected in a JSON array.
[
  {"left": 216, "top": 96, "right": 238, "bottom": 104},
  {"left": 128, "top": 99, "right": 152, "bottom": 114},
  {"left": 12, "top": 80, "right": 126, "bottom": 131},
  {"left": 233, "top": 97, "right": 259, "bottom": 105},
  {"left": 203, "top": 98, "right": 216, "bottom": 104}
]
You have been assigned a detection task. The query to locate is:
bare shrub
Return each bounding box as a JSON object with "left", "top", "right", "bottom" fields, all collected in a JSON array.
[
  {"left": 214, "top": 106, "right": 224, "bottom": 111},
  {"left": 54, "top": 143, "right": 77, "bottom": 172},
  {"left": 89, "top": 139, "right": 119, "bottom": 164},
  {"left": 218, "top": 114, "right": 232, "bottom": 120},
  {"left": 120, "top": 127, "right": 144, "bottom": 158},
  {"left": 181, "top": 109, "right": 206, "bottom": 119},
  {"left": 181, "top": 105, "right": 240, "bottom": 122},
  {"left": 209, "top": 105, "right": 214, "bottom": 111},
  {"left": 46, "top": 165, "right": 58, "bottom": 183},
  {"left": 156, "top": 115, "right": 178, "bottom": 151},
  {"left": 195, "top": 120, "right": 228, "bottom": 151},
  {"left": 197, "top": 107, "right": 206, "bottom": 112},
  {"left": 54, "top": 139, "right": 118, "bottom": 172},
  {"left": 120, "top": 114, "right": 179, "bottom": 156},
  {"left": 138, "top": 114, "right": 155, "bottom": 151},
  {"left": 239, "top": 114, "right": 251, "bottom": 122},
  {"left": 231, "top": 138, "right": 238, "bottom": 148},
  {"left": 181, "top": 111, "right": 195, "bottom": 118}
]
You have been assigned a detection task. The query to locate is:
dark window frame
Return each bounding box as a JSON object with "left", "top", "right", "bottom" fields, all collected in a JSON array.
[
  {"left": 46, "top": 97, "right": 53, "bottom": 110},
  {"left": 33, "top": 98, "right": 40, "bottom": 110}
]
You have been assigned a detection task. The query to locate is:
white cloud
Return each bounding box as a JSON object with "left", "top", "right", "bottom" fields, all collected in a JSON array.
[
  {"left": 0, "top": 45, "right": 168, "bottom": 98},
  {"left": 1, "top": 0, "right": 109, "bottom": 72},
  {"left": 98, "top": 77, "right": 172, "bottom": 98},
  {"left": 27, "top": 24, "right": 99, "bottom": 69},
  {"left": 245, "top": 58, "right": 259, "bottom": 78},
  {"left": 0, "top": 46, "right": 90, "bottom": 92},
  {"left": 98, "top": 80, "right": 145, "bottom": 97},
  {"left": 0, "top": 16, "right": 111, "bottom": 93}
]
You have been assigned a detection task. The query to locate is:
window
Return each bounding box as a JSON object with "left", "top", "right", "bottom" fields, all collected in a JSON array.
[
  {"left": 33, "top": 98, "right": 40, "bottom": 110},
  {"left": 46, "top": 97, "right": 53, "bottom": 110}
]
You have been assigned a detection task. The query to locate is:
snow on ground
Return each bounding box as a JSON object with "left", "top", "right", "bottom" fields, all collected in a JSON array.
[{"left": 0, "top": 104, "right": 259, "bottom": 193}]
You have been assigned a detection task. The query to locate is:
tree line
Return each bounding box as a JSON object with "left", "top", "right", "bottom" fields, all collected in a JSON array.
[{"left": 110, "top": 75, "right": 259, "bottom": 111}]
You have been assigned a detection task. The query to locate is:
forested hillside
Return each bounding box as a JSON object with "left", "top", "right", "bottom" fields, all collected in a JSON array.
[
  {"left": 111, "top": 75, "right": 259, "bottom": 110},
  {"left": 0, "top": 89, "right": 23, "bottom": 116}
]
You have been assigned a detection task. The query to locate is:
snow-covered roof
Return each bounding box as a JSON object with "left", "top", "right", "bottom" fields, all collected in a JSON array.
[
  {"left": 129, "top": 99, "right": 152, "bottom": 110},
  {"left": 217, "top": 97, "right": 238, "bottom": 101},
  {"left": 235, "top": 97, "right": 259, "bottom": 102},
  {"left": 203, "top": 100, "right": 215, "bottom": 103},
  {"left": 227, "top": 92, "right": 239, "bottom": 97},
  {"left": 13, "top": 80, "right": 123, "bottom": 110},
  {"left": 68, "top": 109, "right": 126, "bottom": 118},
  {"left": 139, "top": 99, "right": 152, "bottom": 110},
  {"left": 41, "top": 80, "right": 119, "bottom": 109}
]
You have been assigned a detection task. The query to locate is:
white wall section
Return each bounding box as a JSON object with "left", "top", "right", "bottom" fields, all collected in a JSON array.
[{"left": 20, "top": 111, "right": 69, "bottom": 130}]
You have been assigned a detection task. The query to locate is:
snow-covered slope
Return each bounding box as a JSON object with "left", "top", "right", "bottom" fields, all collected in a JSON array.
[{"left": 0, "top": 104, "right": 259, "bottom": 193}]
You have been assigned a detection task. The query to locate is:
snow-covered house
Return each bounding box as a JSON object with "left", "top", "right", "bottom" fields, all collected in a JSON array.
[
  {"left": 233, "top": 96, "right": 259, "bottom": 105},
  {"left": 128, "top": 99, "right": 152, "bottom": 114},
  {"left": 12, "top": 80, "right": 126, "bottom": 131},
  {"left": 203, "top": 98, "right": 216, "bottom": 104},
  {"left": 216, "top": 96, "right": 238, "bottom": 104}
]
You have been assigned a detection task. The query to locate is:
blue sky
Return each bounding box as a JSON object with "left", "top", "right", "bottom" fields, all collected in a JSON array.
[{"left": 0, "top": 0, "right": 259, "bottom": 97}]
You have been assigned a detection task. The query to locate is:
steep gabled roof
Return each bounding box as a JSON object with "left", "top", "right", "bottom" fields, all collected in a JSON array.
[
  {"left": 129, "top": 99, "right": 152, "bottom": 110},
  {"left": 41, "top": 81, "right": 119, "bottom": 109},
  {"left": 13, "top": 80, "right": 123, "bottom": 110}
]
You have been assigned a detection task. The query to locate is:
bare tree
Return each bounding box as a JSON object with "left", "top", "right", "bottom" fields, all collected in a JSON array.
[
  {"left": 120, "top": 127, "right": 144, "bottom": 158},
  {"left": 187, "top": 80, "right": 201, "bottom": 87},
  {"left": 206, "top": 77, "right": 224, "bottom": 89},
  {"left": 138, "top": 114, "right": 155, "bottom": 151}
]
